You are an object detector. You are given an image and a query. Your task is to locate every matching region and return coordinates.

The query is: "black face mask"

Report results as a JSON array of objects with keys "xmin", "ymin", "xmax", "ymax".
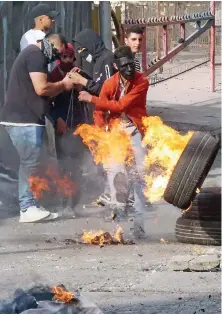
[
  {"xmin": 79, "ymin": 48, "xmax": 93, "ymax": 63},
  {"xmin": 115, "ymin": 57, "xmax": 136, "ymax": 80}
]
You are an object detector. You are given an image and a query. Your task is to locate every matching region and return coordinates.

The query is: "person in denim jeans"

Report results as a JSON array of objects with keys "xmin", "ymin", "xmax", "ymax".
[
  {"xmin": 5, "ymin": 126, "xmax": 44, "ymax": 208},
  {"xmin": 0, "ymin": 33, "xmax": 74, "ymax": 222},
  {"xmin": 72, "ymin": 46, "xmax": 149, "ymax": 238}
]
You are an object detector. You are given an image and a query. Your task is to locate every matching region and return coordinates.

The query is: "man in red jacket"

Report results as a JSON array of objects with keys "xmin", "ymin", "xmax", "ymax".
[{"xmin": 70, "ymin": 46, "xmax": 149, "ymax": 238}]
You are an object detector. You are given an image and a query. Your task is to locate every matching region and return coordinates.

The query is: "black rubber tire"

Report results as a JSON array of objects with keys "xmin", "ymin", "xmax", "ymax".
[
  {"xmin": 175, "ymin": 217, "xmax": 221, "ymax": 246},
  {"xmin": 164, "ymin": 132, "xmax": 220, "ymax": 209},
  {"xmin": 183, "ymin": 187, "xmax": 221, "ymax": 221}
]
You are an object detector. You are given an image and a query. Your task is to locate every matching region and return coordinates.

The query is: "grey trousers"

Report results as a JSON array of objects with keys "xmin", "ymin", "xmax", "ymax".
[{"xmin": 104, "ymin": 125, "xmax": 147, "ymax": 216}]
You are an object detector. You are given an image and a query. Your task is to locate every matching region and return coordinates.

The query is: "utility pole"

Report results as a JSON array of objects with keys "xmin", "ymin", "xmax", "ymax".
[
  {"xmin": 210, "ymin": 1, "xmax": 215, "ymax": 92},
  {"xmin": 99, "ymin": 1, "xmax": 112, "ymax": 50},
  {"xmin": 156, "ymin": 1, "xmax": 163, "ymax": 73}
]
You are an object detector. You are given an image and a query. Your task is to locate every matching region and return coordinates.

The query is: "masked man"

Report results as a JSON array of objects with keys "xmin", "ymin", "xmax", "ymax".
[
  {"xmin": 70, "ymin": 46, "xmax": 149, "ymax": 239},
  {"xmin": 71, "ymin": 28, "xmax": 116, "ymax": 95},
  {"xmin": 0, "ymin": 33, "xmax": 74, "ymax": 223},
  {"xmin": 49, "ymin": 43, "xmax": 85, "ymax": 213},
  {"xmin": 70, "ymin": 28, "xmax": 117, "ymax": 204},
  {"xmin": 70, "ymin": 28, "xmax": 116, "ymax": 108}
]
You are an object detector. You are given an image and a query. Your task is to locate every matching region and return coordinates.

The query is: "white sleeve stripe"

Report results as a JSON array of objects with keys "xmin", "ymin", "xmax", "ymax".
[{"xmin": 105, "ymin": 64, "xmax": 111, "ymax": 79}]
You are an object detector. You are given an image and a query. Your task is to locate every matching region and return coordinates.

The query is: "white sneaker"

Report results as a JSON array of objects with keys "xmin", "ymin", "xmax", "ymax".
[
  {"xmin": 42, "ymin": 212, "xmax": 59, "ymax": 221},
  {"xmin": 38, "ymin": 207, "xmax": 59, "ymax": 221},
  {"xmin": 20, "ymin": 206, "xmax": 50, "ymax": 223}
]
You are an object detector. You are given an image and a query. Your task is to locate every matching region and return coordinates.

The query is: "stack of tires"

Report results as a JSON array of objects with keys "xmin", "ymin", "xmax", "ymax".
[
  {"xmin": 164, "ymin": 131, "xmax": 221, "ymax": 246},
  {"xmin": 175, "ymin": 187, "xmax": 221, "ymax": 245}
]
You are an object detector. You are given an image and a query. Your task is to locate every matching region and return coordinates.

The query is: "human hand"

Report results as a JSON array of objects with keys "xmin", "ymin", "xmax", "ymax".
[
  {"xmin": 56, "ymin": 117, "xmax": 69, "ymax": 135},
  {"xmin": 78, "ymin": 91, "xmax": 92, "ymax": 103},
  {"xmin": 68, "ymin": 72, "xmax": 87, "ymax": 86},
  {"xmin": 62, "ymin": 74, "xmax": 73, "ymax": 91},
  {"xmin": 70, "ymin": 66, "xmax": 81, "ymax": 73}
]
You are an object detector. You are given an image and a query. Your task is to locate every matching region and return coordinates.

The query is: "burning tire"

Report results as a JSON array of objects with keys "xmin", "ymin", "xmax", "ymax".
[
  {"xmin": 182, "ymin": 187, "xmax": 221, "ymax": 221},
  {"xmin": 164, "ymin": 132, "xmax": 220, "ymax": 209},
  {"xmin": 175, "ymin": 217, "xmax": 221, "ymax": 246}
]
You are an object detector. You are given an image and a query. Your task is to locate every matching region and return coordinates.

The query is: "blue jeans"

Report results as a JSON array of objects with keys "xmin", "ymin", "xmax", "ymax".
[{"xmin": 5, "ymin": 126, "xmax": 45, "ymax": 211}]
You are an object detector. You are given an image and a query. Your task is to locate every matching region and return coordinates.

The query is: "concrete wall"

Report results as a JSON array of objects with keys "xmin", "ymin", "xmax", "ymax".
[{"xmin": 0, "ymin": 1, "xmax": 93, "ymax": 107}]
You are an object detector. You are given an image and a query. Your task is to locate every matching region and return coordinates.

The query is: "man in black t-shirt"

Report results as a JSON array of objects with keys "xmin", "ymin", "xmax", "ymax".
[{"xmin": 0, "ymin": 33, "xmax": 74, "ymax": 223}]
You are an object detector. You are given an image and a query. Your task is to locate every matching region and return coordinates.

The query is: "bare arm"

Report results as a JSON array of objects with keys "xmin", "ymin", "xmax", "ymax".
[{"xmin": 29, "ymin": 72, "xmax": 66, "ymax": 97}]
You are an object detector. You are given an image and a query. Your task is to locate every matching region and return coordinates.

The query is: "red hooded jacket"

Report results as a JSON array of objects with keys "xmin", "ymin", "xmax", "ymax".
[{"xmin": 92, "ymin": 72, "xmax": 149, "ymax": 135}]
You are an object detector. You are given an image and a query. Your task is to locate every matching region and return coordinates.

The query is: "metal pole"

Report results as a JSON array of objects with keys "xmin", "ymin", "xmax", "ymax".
[
  {"xmin": 156, "ymin": 1, "xmax": 162, "ymax": 73},
  {"xmin": 180, "ymin": 23, "xmax": 185, "ymax": 41},
  {"xmin": 141, "ymin": 28, "xmax": 147, "ymax": 72},
  {"xmin": 156, "ymin": 1, "xmax": 160, "ymax": 60},
  {"xmin": 210, "ymin": 1, "xmax": 215, "ymax": 92},
  {"xmin": 99, "ymin": 1, "xmax": 112, "ymax": 50},
  {"xmin": 163, "ymin": 25, "xmax": 168, "ymax": 56}
]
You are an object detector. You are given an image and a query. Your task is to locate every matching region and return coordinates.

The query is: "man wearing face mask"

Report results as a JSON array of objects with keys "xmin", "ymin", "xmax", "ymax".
[
  {"xmin": 49, "ymin": 43, "xmax": 85, "ymax": 213},
  {"xmin": 0, "ymin": 33, "xmax": 74, "ymax": 223},
  {"xmin": 69, "ymin": 28, "xmax": 116, "ymax": 205},
  {"xmin": 74, "ymin": 46, "xmax": 149, "ymax": 239},
  {"xmin": 70, "ymin": 28, "xmax": 116, "ymax": 99}
]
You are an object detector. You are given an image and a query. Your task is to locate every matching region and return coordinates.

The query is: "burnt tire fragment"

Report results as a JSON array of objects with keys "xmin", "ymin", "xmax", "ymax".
[
  {"xmin": 175, "ymin": 217, "xmax": 221, "ymax": 246},
  {"xmin": 164, "ymin": 132, "xmax": 220, "ymax": 209}
]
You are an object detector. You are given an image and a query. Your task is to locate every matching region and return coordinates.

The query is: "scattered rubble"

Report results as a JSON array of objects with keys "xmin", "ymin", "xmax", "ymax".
[
  {"xmin": 189, "ymin": 255, "xmax": 221, "ymax": 271},
  {"xmin": 169, "ymin": 254, "xmax": 221, "ymax": 272}
]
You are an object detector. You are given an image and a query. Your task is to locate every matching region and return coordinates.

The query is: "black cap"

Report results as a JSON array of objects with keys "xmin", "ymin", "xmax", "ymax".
[{"xmin": 31, "ymin": 4, "xmax": 59, "ymax": 19}]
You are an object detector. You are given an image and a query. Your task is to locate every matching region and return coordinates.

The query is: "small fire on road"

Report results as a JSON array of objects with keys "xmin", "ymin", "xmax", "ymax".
[
  {"xmin": 82, "ymin": 226, "xmax": 134, "ymax": 247},
  {"xmin": 52, "ymin": 285, "xmax": 77, "ymax": 303}
]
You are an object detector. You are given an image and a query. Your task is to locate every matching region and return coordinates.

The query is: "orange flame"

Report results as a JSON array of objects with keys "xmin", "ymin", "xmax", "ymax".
[
  {"xmin": 82, "ymin": 225, "xmax": 124, "ymax": 247},
  {"xmin": 75, "ymin": 120, "xmax": 133, "ymax": 166},
  {"xmin": 29, "ymin": 167, "xmax": 76, "ymax": 200},
  {"xmin": 52, "ymin": 286, "xmax": 76, "ymax": 303},
  {"xmin": 46, "ymin": 168, "xmax": 76, "ymax": 197},
  {"xmin": 142, "ymin": 116, "xmax": 194, "ymax": 202},
  {"xmin": 28, "ymin": 176, "xmax": 50, "ymax": 199},
  {"xmin": 75, "ymin": 116, "xmax": 194, "ymax": 203}
]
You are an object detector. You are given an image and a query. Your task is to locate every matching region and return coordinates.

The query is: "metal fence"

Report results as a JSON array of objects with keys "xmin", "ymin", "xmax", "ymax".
[
  {"xmin": 124, "ymin": 1, "xmax": 221, "ymax": 55},
  {"xmin": 0, "ymin": 1, "xmax": 92, "ymax": 107}
]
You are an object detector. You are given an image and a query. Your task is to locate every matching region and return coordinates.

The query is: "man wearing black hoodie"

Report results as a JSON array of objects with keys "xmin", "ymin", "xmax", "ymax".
[
  {"xmin": 70, "ymin": 28, "xmax": 116, "ymax": 98},
  {"xmin": 69, "ymin": 29, "xmax": 116, "ymax": 205}
]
